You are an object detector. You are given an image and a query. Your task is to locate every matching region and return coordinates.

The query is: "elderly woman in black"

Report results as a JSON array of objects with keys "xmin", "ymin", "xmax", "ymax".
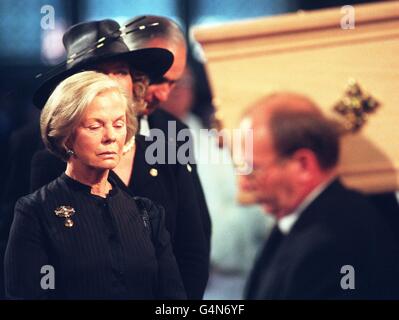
[{"xmin": 4, "ymin": 71, "xmax": 186, "ymax": 299}]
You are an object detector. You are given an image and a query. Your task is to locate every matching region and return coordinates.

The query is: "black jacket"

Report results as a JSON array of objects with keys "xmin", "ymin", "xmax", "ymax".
[
  {"xmin": 5, "ymin": 173, "xmax": 186, "ymax": 299},
  {"xmin": 245, "ymin": 179, "xmax": 399, "ymax": 300},
  {"xmin": 30, "ymin": 134, "xmax": 209, "ymax": 299},
  {"xmin": 148, "ymin": 109, "xmax": 212, "ymax": 250}
]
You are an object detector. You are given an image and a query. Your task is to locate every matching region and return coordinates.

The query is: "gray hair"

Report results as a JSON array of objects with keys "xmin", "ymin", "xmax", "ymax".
[
  {"xmin": 40, "ymin": 71, "xmax": 137, "ymax": 161},
  {"xmin": 123, "ymin": 15, "xmax": 186, "ymax": 51}
]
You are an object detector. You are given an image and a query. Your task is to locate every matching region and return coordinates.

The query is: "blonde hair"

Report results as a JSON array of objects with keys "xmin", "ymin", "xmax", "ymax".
[{"xmin": 40, "ymin": 71, "xmax": 137, "ymax": 161}]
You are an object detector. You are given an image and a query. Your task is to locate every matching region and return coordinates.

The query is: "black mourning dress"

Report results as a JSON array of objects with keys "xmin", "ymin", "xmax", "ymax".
[
  {"xmin": 4, "ymin": 173, "xmax": 186, "ymax": 299},
  {"xmin": 30, "ymin": 134, "xmax": 210, "ymax": 299}
]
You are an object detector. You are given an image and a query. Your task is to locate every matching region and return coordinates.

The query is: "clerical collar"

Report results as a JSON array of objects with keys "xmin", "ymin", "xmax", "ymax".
[
  {"xmin": 139, "ymin": 115, "xmax": 150, "ymax": 137},
  {"xmin": 278, "ymin": 176, "xmax": 336, "ymax": 235}
]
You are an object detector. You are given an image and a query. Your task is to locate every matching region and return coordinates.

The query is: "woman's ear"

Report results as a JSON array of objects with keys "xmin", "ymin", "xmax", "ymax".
[{"xmin": 65, "ymin": 134, "xmax": 75, "ymax": 151}]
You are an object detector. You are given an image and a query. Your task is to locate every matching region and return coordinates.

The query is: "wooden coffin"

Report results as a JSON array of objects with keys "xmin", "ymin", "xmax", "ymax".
[{"xmin": 194, "ymin": 1, "xmax": 399, "ymax": 194}]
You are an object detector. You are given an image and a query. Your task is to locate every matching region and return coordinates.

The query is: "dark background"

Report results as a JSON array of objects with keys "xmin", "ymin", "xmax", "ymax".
[{"xmin": 0, "ymin": 0, "xmax": 382, "ymax": 193}]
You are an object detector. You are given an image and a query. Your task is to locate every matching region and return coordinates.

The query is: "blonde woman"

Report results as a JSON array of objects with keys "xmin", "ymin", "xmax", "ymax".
[
  {"xmin": 5, "ymin": 71, "xmax": 186, "ymax": 300},
  {"xmin": 30, "ymin": 19, "xmax": 209, "ymax": 299}
]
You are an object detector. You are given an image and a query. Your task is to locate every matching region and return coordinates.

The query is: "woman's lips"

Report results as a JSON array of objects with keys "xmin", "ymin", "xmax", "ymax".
[{"xmin": 98, "ymin": 151, "xmax": 117, "ymax": 158}]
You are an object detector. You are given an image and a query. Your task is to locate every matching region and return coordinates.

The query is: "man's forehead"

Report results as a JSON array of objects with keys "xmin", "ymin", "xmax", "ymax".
[
  {"xmin": 239, "ymin": 116, "xmax": 253, "ymax": 131},
  {"xmin": 147, "ymin": 37, "xmax": 184, "ymax": 52},
  {"xmin": 145, "ymin": 37, "xmax": 186, "ymax": 76},
  {"xmin": 147, "ymin": 37, "xmax": 169, "ymax": 47},
  {"xmin": 241, "ymin": 112, "xmax": 273, "ymax": 149},
  {"xmin": 240, "ymin": 110, "xmax": 270, "ymax": 133}
]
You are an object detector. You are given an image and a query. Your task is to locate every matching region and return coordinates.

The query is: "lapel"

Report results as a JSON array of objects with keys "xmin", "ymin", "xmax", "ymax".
[
  {"xmin": 245, "ymin": 225, "xmax": 285, "ymax": 299},
  {"xmin": 147, "ymin": 109, "xmax": 168, "ymax": 133},
  {"xmin": 129, "ymin": 134, "xmax": 161, "ymax": 193},
  {"xmin": 246, "ymin": 179, "xmax": 345, "ymax": 299},
  {"xmin": 288, "ymin": 178, "xmax": 344, "ymax": 236}
]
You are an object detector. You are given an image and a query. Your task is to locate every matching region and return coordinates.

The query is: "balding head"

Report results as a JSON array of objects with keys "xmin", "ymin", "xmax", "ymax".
[
  {"xmin": 239, "ymin": 92, "xmax": 340, "ymax": 218},
  {"xmin": 244, "ymin": 92, "xmax": 340, "ymax": 170},
  {"xmin": 246, "ymin": 92, "xmax": 321, "ymax": 125},
  {"xmin": 124, "ymin": 15, "xmax": 186, "ymax": 51}
]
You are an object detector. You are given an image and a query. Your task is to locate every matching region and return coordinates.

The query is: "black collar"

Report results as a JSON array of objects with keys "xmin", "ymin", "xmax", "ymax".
[{"xmin": 60, "ymin": 172, "xmax": 118, "ymax": 198}]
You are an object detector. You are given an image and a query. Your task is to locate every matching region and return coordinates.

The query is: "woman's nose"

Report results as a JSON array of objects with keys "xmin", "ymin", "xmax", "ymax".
[{"xmin": 103, "ymin": 126, "xmax": 116, "ymax": 142}]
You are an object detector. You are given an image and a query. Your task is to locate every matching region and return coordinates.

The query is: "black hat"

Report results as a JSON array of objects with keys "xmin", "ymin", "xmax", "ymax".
[{"xmin": 33, "ymin": 19, "xmax": 173, "ymax": 109}]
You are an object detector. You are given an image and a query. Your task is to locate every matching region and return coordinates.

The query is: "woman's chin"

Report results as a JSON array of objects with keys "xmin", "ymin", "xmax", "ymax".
[
  {"xmin": 102, "ymin": 162, "xmax": 118, "ymax": 169},
  {"xmin": 91, "ymin": 159, "xmax": 119, "ymax": 170}
]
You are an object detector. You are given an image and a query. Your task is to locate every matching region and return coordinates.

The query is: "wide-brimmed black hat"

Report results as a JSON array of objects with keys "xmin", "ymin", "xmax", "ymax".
[{"xmin": 33, "ymin": 19, "xmax": 173, "ymax": 109}]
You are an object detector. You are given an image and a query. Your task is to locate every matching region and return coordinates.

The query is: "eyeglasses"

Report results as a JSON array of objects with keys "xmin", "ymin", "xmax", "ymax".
[
  {"xmin": 150, "ymin": 76, "xmax": 177, "ymax": 86},
  {"xmin": 239, "ymin": 156, "xmax": 287, "ymax": 178}
]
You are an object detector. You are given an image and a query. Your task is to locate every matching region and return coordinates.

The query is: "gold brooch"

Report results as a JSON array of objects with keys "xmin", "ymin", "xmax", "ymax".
[{"xmin": 54, "ymin": 206, "xmax": 76, "ymax": 228}]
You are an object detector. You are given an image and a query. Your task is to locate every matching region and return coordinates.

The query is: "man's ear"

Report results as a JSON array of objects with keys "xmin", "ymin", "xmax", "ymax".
[{"xmin": 291, "ymin": 148, "xmax": 319, "ymax": 181}]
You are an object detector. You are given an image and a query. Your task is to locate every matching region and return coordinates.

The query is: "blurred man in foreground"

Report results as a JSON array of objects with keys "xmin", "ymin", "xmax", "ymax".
[{"xmin": 240, "ymin": 92, "xmax": 399, "ymax": 299}]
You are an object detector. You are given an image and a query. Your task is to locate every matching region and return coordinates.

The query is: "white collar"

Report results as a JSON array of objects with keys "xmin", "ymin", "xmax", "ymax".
[
  {"xmin": 139, "ymin": 115, "xmax": 150, "ymax": 137},
  {"xmin": 278, "ymin": 177, "xmax": 336, "ymax": 235}
]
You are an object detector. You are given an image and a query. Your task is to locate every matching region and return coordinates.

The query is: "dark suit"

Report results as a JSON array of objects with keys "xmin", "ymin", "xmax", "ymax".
[
  {"xmin": 1, "ymin": 123, "xmax": 42, "ymax": 240},
  {"xmin": 0, "ymin": 122, "xmax": 43, "ymax": 299},
  {"xmin": 148, "ymin": 108, "xmax": 212, "ymax": 250},
  {"xmin": 30, "ymin": 134, "xmax": 209, "ymax": 299},
  {"xmin": 245, "ymin": 179, "xmax": 399, "ymax": 299}
]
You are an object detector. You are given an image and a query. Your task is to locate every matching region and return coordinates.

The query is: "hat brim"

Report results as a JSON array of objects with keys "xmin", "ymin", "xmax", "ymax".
[{"xmin": 33, "ymin": 47, "xmax": 173, "ymax": 109}]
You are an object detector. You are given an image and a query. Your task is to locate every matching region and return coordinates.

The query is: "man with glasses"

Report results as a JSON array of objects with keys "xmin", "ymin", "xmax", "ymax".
[
  {"xmin": 123, "ymin": 14, "xmax": 212, "ymax": 268},
  {"xmin": 240, "ymin": 92, "xmax": 399, "ymax": 299}
]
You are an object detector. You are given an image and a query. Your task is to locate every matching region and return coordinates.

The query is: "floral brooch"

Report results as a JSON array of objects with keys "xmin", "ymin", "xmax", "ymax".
[{"xmin": 54, "ymin": 206, "xmax": 76, "ymax": 228}]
